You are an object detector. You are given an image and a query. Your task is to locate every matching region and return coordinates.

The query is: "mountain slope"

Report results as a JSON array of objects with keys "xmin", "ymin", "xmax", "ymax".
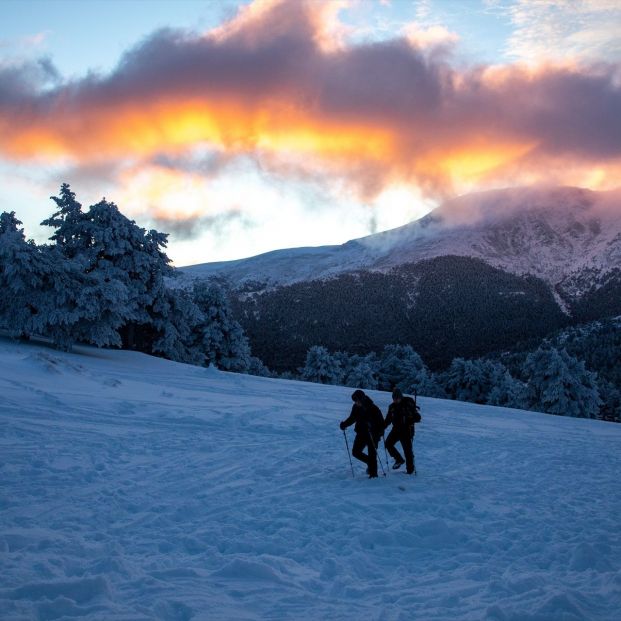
[
  {"xmin": 180, "ymin": 186, "xmax": 621, "ymax": 303},
  {"xmin": 235, "ymin": 256, "xmax": 567, "ymax": 371},
  {"xmin": 2, "ymin": 338, "xmax": 620, "ymax": 620},
  {"xmin": 178, "ymin": 186, "xmax": 621, "ymax": 370}
]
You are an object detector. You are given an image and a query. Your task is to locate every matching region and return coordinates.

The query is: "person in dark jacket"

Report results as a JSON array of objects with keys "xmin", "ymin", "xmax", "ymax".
[
  {"xmin": 384, "ymin": 388, "xmax": 416, "ymax": 474},
  {"xmin": 339, "ymin": 389, "xmax": 384, "ymax": 478}
]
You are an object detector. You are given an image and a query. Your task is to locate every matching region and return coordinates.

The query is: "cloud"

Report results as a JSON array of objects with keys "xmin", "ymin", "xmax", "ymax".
[
  {"xmin": 0, "ymin": 31, "xmax": 50, "ymax": 53},
  {"xmin": 0, "ymin": 0, "xmax": 619, "ymax": 203},
  {"xmin": 0, "ymin": 56, "xmax": 60, "ymax": 99},
  {"xmin": 403, "ymin": 23, "xmax": 459, "ymax": 52},
  {"xmin": 150, "ymin": 209, "xmax": 249, "ymax": 241},
  {"xmin": 505, "ymin": 0, "xmax": 621, "ymax": 64},
  {"xmin": 22, "ymin": 32, "xmax": 50, "ymax": 48}
]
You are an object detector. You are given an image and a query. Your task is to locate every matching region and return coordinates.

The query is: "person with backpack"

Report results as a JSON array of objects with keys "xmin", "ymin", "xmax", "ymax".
[
  {"xmin": 384, "ymin": 388, "xmax": 419, "ymax": 475},
  {"xmin": 339, "ymin": 389, "xmax": 384, "ymax": 478}
]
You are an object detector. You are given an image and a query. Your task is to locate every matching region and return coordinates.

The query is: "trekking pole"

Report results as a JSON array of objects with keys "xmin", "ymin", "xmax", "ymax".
[
  {"xmin": 413, "ymin": 390, "xmax": 418, "ymax": 476},
  {"xmin": 376, "ymin": 438, "xmax": 386, "ymax": 477},
  {"xmin": 342, "ymin": 430, "xmax": 355, "ymax": 478},
  {"xmin": 381, "ymin": 431, "xmax": 390, "ymax": 474},
  {"xmin": 370, "ymin": 430, "xmax": 386, "ymax": 478}
]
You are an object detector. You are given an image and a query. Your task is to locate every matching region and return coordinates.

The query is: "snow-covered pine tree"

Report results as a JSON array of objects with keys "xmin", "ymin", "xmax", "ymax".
[
  {"xmin": 333, "ymin": 351, "xmax": 354, "ymax": 377},
  {"xmin": 246, "ymin": 356, "xmax": 273, "ymax": 378},
  {"xmin": 192, "ymin": 281, "xmax": 252, "ymax": 371},
  {"xmin": 596, "ymin": 378, "xmax": 620, "ymax": 422},
  {"xmin": 0, "ymin": 212, "xmax": 39, "ymax": 337},
  {"xmin": 522, "ymin": 346, "xmax": 601, "ymax": 418},
  {"xmin": 487, "ymin": 370, "xmax": 528, "ymax": 409},
  {"xmin": 32, "ymin": 247, "xmax": 128, "ymax": 351},
  {"xmin": 78, "ymin": 197, "xmax": 174, "ymax": 348},
  {"xmin": 41, "ymin": 184, "xmax": 89, "ymax": 259},
  {"xmin": 0, "ymin": 211, "xmax": 21, "ymax": 236},
  {"xmin": 0, "ymin": 212, "xmax": 127, "ymax": 349},
  {"xmin": 150, "ymin": 287, "xmax": 204, "ymax": 365},
  {"xmin": 343, "ymin": 354, "xmax": 378, "ymax": 389},
  {"xmin": 68, "ymin": 270, "xmax": 128, "ymax": 348},
  {"xmin": 441, "ymin": 358, "xmax": 477, "ymax": 401},
  {"xmin": 301, "ymin": 345, "xmax": 343, "ymax": 384},
  {"xmin": 442, "ymin": 358, "xmax": 506, "ymax": 404},
  {"xmin": 406, "ymin": 368, "xmax": 446, "ymax": 399},
  {"xmin": 377, "ymin": 344, "xmax": 432, "ymax": 393},
  {"xmin": 42, "ymin": 189, "xmax": 175, "ymax": 351}
]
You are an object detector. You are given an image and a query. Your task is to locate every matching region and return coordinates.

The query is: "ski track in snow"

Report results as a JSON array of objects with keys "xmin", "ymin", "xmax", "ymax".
[{"xmin": 1, "ymin": 339, "xmax": 620, "ymax": 620}]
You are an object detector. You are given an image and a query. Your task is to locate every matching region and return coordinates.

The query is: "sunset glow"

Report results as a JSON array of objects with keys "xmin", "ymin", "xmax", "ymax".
[{"xmin": 1, "ymin": 0, "xmax": 620, "ymax": 264}]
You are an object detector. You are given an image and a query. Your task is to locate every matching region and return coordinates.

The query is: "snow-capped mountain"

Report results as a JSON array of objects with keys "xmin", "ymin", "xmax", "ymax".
[
  {"xmin": 179, "ymin": 186, "xmax": 621, "ymax": 301},
  {"xmin": 177, "ymin": 186, "xmax": 621, "ymax": 371}
]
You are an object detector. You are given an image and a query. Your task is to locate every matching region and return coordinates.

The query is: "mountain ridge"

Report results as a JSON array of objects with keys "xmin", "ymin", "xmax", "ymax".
[
  {"xmin": 179, "ymin": 185, "xmax": 621, "ymax": 303},
  {"xmin": 178, "ymin": 185, "xmax": 621, "ymax": 370}
]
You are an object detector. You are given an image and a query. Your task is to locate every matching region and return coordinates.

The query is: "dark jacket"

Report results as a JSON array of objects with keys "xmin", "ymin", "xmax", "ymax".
[
  {"xmin": 385, "ymin": 396, "xmax": 419, "ymax": 433},
  {"xmin": 341, "ymin": 395, "xmax": 384, "ymax": 442}
]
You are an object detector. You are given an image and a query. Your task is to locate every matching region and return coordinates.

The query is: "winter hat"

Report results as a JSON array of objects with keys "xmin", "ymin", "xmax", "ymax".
[
  {"xmin": 392, "ymin": 388, "xmax": 403, "ymax": 400},
  {"xmin": 351, "ymin": 390, "xmax": 365, "ymax": 402}
]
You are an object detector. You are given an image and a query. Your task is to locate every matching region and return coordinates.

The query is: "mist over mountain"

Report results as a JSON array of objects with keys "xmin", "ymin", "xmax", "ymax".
[
  {"xmin": 181, "ymin": 186, "xmax": 621, "ymax": 298},
  {"xmin": 178, "ymin": 186, "xmax": 621, "ymax": 371}
]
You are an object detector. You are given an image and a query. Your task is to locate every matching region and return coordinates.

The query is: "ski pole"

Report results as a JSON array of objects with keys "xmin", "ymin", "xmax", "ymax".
[{"xmin": 343, "ymin": 430, "xmax": 355, "ymax": 478}]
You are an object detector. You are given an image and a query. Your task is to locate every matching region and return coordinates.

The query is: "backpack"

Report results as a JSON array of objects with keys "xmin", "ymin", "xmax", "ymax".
[
  {"xmin": 369, "ymin": 402, "xmax": 385, "ymax": 442},
  {"xmin": 404, "ymin": 396, "xmax": 422, "ymax": 425}
]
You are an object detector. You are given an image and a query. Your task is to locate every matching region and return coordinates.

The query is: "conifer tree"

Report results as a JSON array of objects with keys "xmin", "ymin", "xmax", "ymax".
[
  {"xmin": 442, "ymin": 358, "xmax": 506, "ymax": 404},
  {"xmin": 595, "ymin": 378, "xmax": 620, "ymax": 422},
  {"xmin": 377, "ymin": 345, "xmax": 425, "ymax": 391},
  {"xmin": 487, "ymin": 370, "xmax": 527, "ymax": 409},
  {"xmin": 41, "ymin": 184, "xmax": 89, "ymax": 259},
  {"xmin": 42, "ymin": 187, "xmax": 174, "ymax": 350},
  {"xmin": 79, "ymin": 197, "xmax": 174, "ymax": 348},
  {"xmin": 301, "ymin": 345, "xmax": 343, "ymax": 384},
  {"xmin": 0, "ymin": 212, "xmax": 38, "ymax": 337},
  {"xmin": 523, "ymin": 346, "xmax": 601, "ymax": 418},
  {"xmin": 247, "ymin": 356, "xmax": 273, "ymax": 378},
  {"xmin": 344, "ymin": 354, "xmax": 378, "ymax": 389},
  {"xmin": 150, "ymin": 287, "xmax": 204, "ymax": 364},
  {"xmin": 192, "ymin": 282, "xmax": 251, "ymax": 371},
  {"xmin": 0, "ymin": 211, "xmax": 126, "ymax": 349},
  {"xmin": 407, "ymin": 368, "xmax": 446, "ymax": 399},
  {"xmin": 33, "ymin": 247, "xmax": 127, "ymax": 351}
]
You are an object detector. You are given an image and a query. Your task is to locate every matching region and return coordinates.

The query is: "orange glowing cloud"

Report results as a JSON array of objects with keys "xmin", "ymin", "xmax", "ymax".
[{"xmin": 0, "ymin": 0, "xmax": 620, "ymax": 200}]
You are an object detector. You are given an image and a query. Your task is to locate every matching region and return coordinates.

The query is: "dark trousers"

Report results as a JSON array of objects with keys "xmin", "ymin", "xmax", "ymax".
[
  {"xmin": 352, "ymin": 431, "xmax": 378, "ymax": 477},
  {"xmin": 385, "ymin": 426, "xmax": 414, "ymax": 474}
]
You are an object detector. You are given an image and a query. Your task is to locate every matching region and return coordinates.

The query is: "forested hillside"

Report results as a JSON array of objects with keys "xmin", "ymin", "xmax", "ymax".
[{"xmin": 232, "ymin": 256, "xmax": 567, "ymax": 372}]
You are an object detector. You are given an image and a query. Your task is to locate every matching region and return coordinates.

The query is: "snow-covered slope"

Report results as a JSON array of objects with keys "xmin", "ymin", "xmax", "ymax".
[
  {"xmin": 179, "ymin": 186, "xmax": 621, "ymax": 296},
  {"xmin": 2, "ymin": 338, "xmax": 620, "ymax": 620},
  {"xmin": 181, "ymin": 242, "xmax": 371, "ymax": 289}
]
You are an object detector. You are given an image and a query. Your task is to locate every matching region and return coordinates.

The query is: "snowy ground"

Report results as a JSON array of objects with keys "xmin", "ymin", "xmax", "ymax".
[{"xmin": 1, "ymin": 338, "xmax": 620, "ymax": 621}]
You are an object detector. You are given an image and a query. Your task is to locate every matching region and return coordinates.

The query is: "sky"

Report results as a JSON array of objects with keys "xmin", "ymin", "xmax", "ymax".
[{"xmin": 1, "ymin": 0, "xmax": 620, "ymax": 267}]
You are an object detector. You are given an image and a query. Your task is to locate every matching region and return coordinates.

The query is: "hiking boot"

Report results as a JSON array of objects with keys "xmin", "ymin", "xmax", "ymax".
[
  {"xmin": 392, "ymin": 459, "xmax": 405, "ymax": 470},
  {"xmin": 368, "ymin": 473, "xmax": 378, "ymax": 478}
]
